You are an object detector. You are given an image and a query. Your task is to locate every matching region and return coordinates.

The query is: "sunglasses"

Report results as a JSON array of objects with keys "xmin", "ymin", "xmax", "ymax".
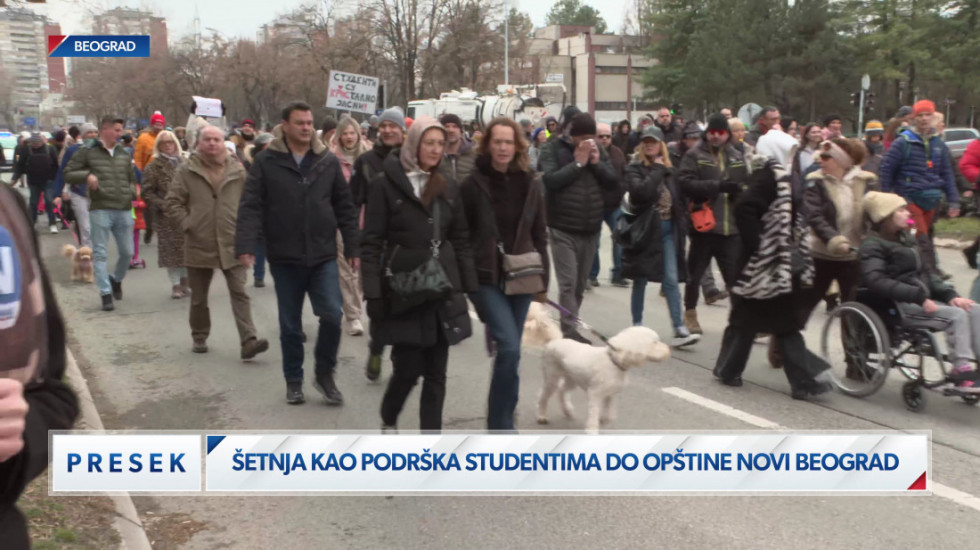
[{"xmin": 707, "ymin": 129, "xmax": 728, "ymax": 137}]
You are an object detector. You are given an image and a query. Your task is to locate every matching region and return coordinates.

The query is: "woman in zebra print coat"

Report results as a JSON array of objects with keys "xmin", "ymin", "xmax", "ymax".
[{"xmin": 712, "ymin": 155, "xmax": 833, "ymax": 401}]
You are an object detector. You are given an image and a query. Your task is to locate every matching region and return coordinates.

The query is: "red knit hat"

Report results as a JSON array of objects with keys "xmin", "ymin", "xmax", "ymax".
[
  {"xmin": 150, "ymin": 111, "xmax": 165, "ymax": 126},
  {"xmin": 913, "ymin": 100, "xmax": 935, "ymax": 116}
]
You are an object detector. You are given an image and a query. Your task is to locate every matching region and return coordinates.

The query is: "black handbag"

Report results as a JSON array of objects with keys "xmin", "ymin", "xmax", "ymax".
[
  {"xmin": 385, "ymin": 200, "xmax": 453, "ymax": 314},
  {"xmin": 613, "ymin": 205, "xmax": 655, "ymax": 249}
]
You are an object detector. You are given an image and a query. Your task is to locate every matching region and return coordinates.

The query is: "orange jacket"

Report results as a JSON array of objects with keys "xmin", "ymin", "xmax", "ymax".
[{"xmin": 133, "ymin": 130, "xmax": 158, "ymax": 171}]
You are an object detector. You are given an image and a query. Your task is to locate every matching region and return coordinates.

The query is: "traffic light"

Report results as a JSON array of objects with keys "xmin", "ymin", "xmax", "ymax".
[
  {"xmin": 863, "ymin": 92, "xmax": 876, "ymax": 115},
  {"xmin": 670, "ymin": 103, "xmax": 682, "ymax": 115},
  {"xmin": 850, "ymin": 92, "xmax": 861, "ymax": 107}
]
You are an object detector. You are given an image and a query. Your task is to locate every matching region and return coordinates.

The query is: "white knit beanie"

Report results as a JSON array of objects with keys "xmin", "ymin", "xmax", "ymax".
[{"xmin": 863, "ymin": 191, "xmax": 907, "ymax": 224}]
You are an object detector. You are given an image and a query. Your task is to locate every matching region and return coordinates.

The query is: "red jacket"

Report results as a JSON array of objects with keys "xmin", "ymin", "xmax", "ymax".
[{"xmin": 960, "ymin": 139, "xmax": 980, "ymax": 185}]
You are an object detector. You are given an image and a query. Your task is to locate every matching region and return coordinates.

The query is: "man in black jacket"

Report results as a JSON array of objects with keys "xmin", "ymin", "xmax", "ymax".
[
  {"xmin": 348, "ymin": 106, "xmax": 405, "ymax": 381},
  {"xmin": 349, "ymin": 107, "xmax": 405, "ymax": 209},
  {"xmin": 677, "ymin": 114, "xmax": 749, "ymax": 334},
  {"xmin": 0, "ymin": 184, "xmax": 78, "ymax": 549},
  {"xmin": 589, "ymin": 122, "xmax": 627, "ymax": 287},
  {"xmin": 539, "ymin": 112, "xmax": 619, "ymax": 341},
  {"xmin": 11, "ymin": 133, "xmax": 60, "ymax": 233},
  {"xmin": 236, "ymin": 101, "xmax": 360, "ymax": 406}
]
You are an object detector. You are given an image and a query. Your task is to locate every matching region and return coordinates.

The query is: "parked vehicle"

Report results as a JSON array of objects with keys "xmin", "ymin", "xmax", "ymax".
[
  {"xmin": 0, "ymin": 133, "xmax": 16, "ymax": 172},
  {"xmin": 943, "ymin": 127, "xmax": 979, "ymax": 159}
]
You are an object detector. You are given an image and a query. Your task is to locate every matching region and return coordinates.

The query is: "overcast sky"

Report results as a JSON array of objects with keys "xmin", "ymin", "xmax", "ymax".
[{"xmin": 33, "ymin": 0, "xmax": 628, "ymax": 41}]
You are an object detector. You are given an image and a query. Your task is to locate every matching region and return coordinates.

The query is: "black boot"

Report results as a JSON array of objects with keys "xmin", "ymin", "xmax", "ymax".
[{"xmin": 313, "ymin": 372, "xmax": 344, "ymax": 405}]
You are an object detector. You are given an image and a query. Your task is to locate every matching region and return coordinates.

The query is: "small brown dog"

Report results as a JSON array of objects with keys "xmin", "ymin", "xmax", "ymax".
[{"xmin": 62, "ymin": 244, "xmax": 94, "ymax": 283}]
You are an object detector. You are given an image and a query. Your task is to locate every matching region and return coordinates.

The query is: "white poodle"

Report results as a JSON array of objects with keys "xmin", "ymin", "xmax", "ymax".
[{"xmin": 524, "ymin": 303, "xmax": 670, "ymax": 433}]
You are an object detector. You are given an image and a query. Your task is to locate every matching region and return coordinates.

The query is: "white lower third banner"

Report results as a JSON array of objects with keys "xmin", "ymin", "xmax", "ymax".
[{"xmin": 202, "ymin": 433, "xmax": 930, "ymax": 494}]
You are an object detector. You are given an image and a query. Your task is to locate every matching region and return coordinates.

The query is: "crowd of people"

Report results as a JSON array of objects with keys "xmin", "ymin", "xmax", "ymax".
[{"xmin": 6, "ymin": 96, "xmax": 980, "ymax": 436}]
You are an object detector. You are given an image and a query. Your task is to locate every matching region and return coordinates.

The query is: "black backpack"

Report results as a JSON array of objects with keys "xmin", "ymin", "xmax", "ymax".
[{"xmin": 25, "ymin": 144, "xmax": 55, "ymax": 183}]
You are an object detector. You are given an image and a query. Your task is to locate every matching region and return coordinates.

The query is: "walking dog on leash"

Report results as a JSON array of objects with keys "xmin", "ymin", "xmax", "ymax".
[
  {"xmin": 61, "ymin": 244, "xmax": 94, "ymax": 283},
  {"xmin": 523, "ymin": 302, "xmax": 670, "ymax": 433}
]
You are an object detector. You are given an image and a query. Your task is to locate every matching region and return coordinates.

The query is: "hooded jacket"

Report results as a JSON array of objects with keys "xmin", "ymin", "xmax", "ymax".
[
  {"xmin": 677, "ymin": 138, "xmax": 749, "ymax": 236},
  {"xmin": 880, "ymin": 128, "xmax": 958, "ymax": 209},
  {"xmin": 235, "ymin": 126, "xmax": 359, "ymax": 266},
  {"xmin": 133, "ymin": 129, "xmax": 159, "ymax": 171},
  {"xmin": 361, "ymin": 117, "xmax": 477, "ymax": 347},
  {"xmin": 538, "ymin": 135, "xmax": 619, "ymax": 235},
  {"xmin": 0, "ymin": 185, "xmax": 78, "ymax": 549}
]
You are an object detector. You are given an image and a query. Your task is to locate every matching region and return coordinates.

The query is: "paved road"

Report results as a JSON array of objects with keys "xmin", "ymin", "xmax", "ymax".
[{"xmin": 37, "ymin": 215, "xmax": 980, "ymax": 549}]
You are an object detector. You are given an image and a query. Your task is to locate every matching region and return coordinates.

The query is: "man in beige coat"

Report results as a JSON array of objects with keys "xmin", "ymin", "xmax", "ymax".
[{"xmin": 165, "ymin": 125, "xmax": 269, "ymax": 358}]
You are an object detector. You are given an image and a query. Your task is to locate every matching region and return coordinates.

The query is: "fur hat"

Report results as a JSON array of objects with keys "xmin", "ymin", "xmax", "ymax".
[
  {"xmin": 706, "ymin": 113, "xmax": 729, "ymax": 134},
  {"xmin": 568, "ymin": 112, "xmax": 597, "ymax": 137},
  {"xmin": 863, "ymin": 191, "xmax": 907, "ymax": 224},
  {"xmin": 378, "ymin": 107, "xmax": 406, "ymax": 131}
]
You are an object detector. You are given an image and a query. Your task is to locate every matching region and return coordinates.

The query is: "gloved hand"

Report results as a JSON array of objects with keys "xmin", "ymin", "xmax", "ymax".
[
  {"xmin": 367, "ymin": 299, "xmax": 387, "ymax": 321},
  {"xmin": 719, "ymin": 180, "xmax": 740, "ymax": 194}
]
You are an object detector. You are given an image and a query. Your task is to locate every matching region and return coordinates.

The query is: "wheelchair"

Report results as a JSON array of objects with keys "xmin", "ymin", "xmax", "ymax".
[{"xmin": 820, "ymin": 290, "xmax": 980, "ymax": 411}]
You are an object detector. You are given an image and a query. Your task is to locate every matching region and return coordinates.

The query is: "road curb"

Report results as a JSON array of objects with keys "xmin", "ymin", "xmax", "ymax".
[{"xmin": 64, "ymin": 347, "xmax": 153, "ymax": 550}]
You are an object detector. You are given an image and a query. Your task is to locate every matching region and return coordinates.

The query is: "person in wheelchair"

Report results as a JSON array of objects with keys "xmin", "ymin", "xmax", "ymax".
[{"xmin": 860, "ymin": 191, "xmax": 980, "ymax": 391}]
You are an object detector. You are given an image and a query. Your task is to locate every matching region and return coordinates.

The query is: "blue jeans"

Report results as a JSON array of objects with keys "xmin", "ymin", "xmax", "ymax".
[
  {"xmin": 631, "ymin": 220, "xmax": 683, "ymax": 329},
  {"xmin": 89, "ymin": 209, "xmax": 134, "ymax": 296},
  {"xmin": 254, "ymin": 240, "xmax": 266, "ymax": 282},
  {"xmin": 470, "ymin": 285, "xmax": 533, "ymax": 431},
  {"xmin": 270, "ymin": 261, "xmax": 343, "ymax": 382},
  {"xmin": 590, "ymin": 208, "xmax": 623, "ymax": 280},
  {"xmin": 28, "ymin": 182, "xmax": 56, "ymax": 225}
]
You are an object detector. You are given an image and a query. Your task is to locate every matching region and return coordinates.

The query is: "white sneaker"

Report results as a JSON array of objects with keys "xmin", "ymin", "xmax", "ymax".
[
  {"xmin": 49, "ymin": 224, "xmax": 58, "ymax": 234},
  {"xmin": 348, "ymin": 319, "xmax": 364, "ymax": 336},
  {"xmin": 672, "ymin": 332, "xmax": 701, "ymax": 348}
]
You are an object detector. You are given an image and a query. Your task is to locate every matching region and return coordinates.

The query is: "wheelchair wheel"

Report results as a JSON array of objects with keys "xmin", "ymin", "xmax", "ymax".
[
  {"xmin": 821, "ymin": 302, "xmax": 891, "ymax": 397},
  {"xmin": 896, "ymin": 339, "xmax": 950, "ymax": 385},
  {"xmin": 902, "ymin": 381, "xmax": 925, "ymax": 412}
]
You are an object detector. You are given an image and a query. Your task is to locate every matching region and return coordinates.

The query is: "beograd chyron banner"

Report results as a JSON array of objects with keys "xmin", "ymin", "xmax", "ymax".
[{"xmin": 49, "ymin": 432, "xmax": 930, "ymax": 495}]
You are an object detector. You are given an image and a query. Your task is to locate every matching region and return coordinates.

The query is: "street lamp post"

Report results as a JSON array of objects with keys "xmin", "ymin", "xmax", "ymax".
[{"xmin": 504, "ymin": 0, "xmax": 510, "ymax": 86}]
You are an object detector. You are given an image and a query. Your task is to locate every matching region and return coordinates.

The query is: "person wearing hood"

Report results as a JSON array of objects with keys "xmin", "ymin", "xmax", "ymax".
[
  {"xmin": 539, "ymin": 112, "xmax": 619, "ymax": 342},
  {"xmin": 330, "ymin": 115, "xmax": 372, "ymax": 337},
  {"xmin": 438, "ymin": 113, "xmax": 476, "ymax": 184},
  {"xmin": 349, "ymin": 106, "xmax": 406, "ymax": 382},
  {"xmin": 361, "ymin": 116, "xmax": 477, "ymax": 433},
  {"xmin": 165, "ymin": 124, "xmax": 270, "ymax": 363},
  {"xmin": 0, "ymin": 183, "xmax": 78, "ymax": 549},
  {"xmin": 543, "ymin": 116, "xmax": 558, "ymax": 141},
  {"xmin": 623, "ymin": 126, "xmax": 700, "ymax": 348},
  {"xmin": 461, "ymin": 117, "xmax": 549, "ymax": 431},
  {"xmin": 236, "ymin": 102, "xmax": 359, "ymax": 406},
  {"xmin": 141, "ymin": 130, "xmax": 189, "ymax": 299},
  {"xmin": 713, "ymin": 153, "xmax": 833, "ymax": 400},
  {"xmin": 677, "ymin": 113, "xmax": 749, "ymax": 335},
  {"xmin": 613, "ymin": 119, "xmax": 638, "ymax": 156}
]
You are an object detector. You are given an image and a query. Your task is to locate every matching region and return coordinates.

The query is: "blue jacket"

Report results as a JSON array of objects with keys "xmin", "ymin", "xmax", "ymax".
[{"xmin": 880, "ymin": 128, "xmax": 958, "ymax": 208}]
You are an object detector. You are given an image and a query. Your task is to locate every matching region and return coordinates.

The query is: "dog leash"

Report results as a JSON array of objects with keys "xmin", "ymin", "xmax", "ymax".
[{"xmin": 545, "ymin": 299, "xmax": 614, "ymax": 345}]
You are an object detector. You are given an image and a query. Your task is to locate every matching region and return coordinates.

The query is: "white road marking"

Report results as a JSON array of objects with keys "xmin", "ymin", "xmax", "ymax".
[
  {"xmin": 662, "ymin": 386, "xmax": 782, "ymax": 429},
  {"xmin": 661, "ymin": 386, "xmax": 980, "ymax": 513}
]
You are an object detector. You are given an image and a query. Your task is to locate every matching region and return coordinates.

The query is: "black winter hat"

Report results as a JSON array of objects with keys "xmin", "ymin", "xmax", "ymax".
[
  {"xmin": 822, "ymin": 113, "xmax": 842, "ymax": 126},
  {"xmin": 439, "ymin": 113, "xmax": 462, "ymax": 128},
  {"xmin": 569, "ymin": 112, "xmax": 597, "ymax": 137},
  {"xmin": 560, "ymin": 105, "xmax": 582, "ymax": 126},
  {"xmin": 706, "ymin": 114, "xmax": 729, "ymax": 134}
]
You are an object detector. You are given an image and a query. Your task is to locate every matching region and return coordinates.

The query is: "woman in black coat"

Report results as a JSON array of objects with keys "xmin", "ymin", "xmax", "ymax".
[
  {"xmin": 713, "ymin": 156, "xmax": 833, "ymax": 400},
  {"xmin": 622, "ymin": 126, "xmax": 698, "ymax": 348},
  {"xmin": 361, "ymin": 116, "xmax": 478, "ymax": 433}
]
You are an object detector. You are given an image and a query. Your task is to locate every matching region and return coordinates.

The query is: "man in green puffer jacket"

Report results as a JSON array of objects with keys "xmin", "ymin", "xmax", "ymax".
[{"xmin": 63, "ymin": 116, "xmax": 137, "ymax": 311}]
